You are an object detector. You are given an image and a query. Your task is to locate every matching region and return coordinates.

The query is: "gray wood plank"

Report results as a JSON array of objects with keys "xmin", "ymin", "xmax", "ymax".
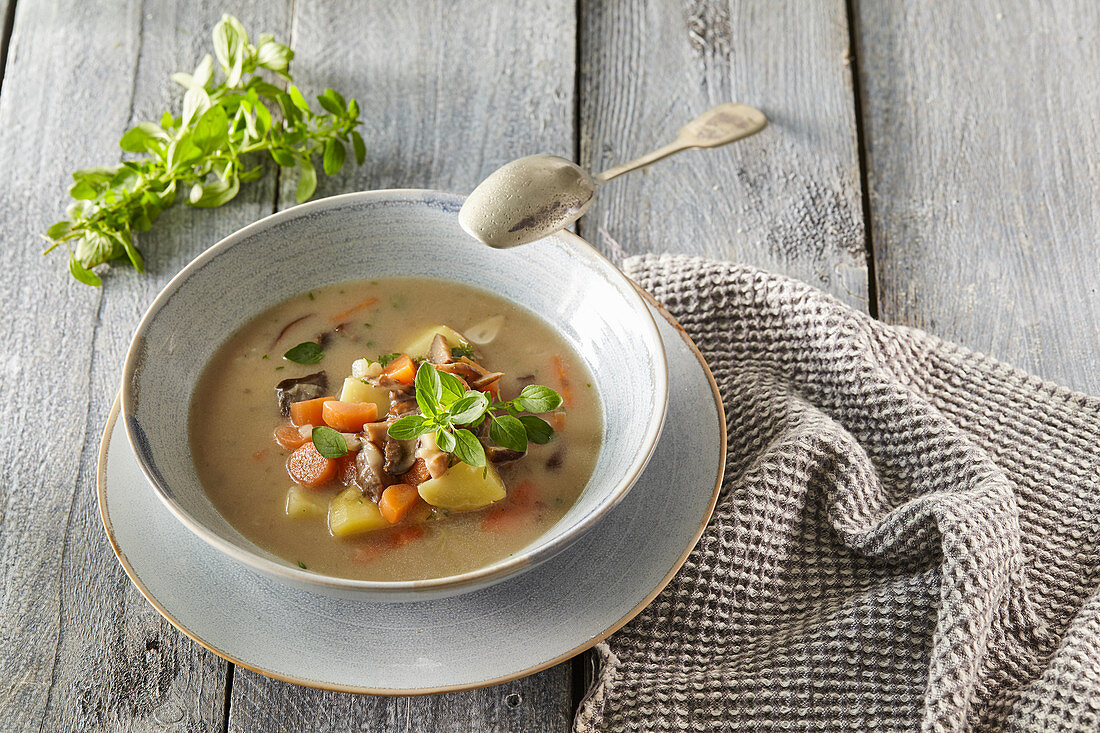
[
  {"xmin": 854, "ymin": 0, "xmax": 1100, "ymax": 394},
  {"xmin": 0, "ymin": 1, "xmax": 291, "ymax": 730},
  {"xmin": 230, "ymin": 1, "xmax": 577, "ymax": 730},
  {"xmin": 579, "ymin": 0, "xmax": 868, "ymax": 308}
]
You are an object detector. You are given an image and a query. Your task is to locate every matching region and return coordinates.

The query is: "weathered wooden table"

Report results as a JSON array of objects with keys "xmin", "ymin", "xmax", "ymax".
[{"xmin": 3, "ymin": 1, "xmax": 1096, "ymax": 730}]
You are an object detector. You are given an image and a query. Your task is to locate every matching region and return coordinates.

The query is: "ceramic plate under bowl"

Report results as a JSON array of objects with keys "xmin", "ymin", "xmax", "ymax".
[{"xmin": 99, "ymin": 296, "xmax": 723, "ymax": 693}]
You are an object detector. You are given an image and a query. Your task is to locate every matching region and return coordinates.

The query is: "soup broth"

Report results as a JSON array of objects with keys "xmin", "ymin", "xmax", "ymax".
[{"xmin": 189, "ymin": 278, "xmax": 601, "ymax": 581}]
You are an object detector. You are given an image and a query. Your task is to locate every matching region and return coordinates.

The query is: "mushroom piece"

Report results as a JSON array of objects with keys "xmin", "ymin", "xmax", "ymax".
[
  {"xmin": 416, "ymin": 432, "xmax": 451, "ymax": 479},
  {"xmin": 355, "ymin": 441, "xmax": 386, "ymax": 502},
  {"xmin": 362, "ymin": 421, "xmax": 390, "ymax": 446},
  {"xmin": 382, "ymin": 397, "xmax": 418, "ymax": 475},
  {"xmin": 482, "ymin": 441, "xmax": 526, "ymax": 464},
  {"xmin": 464, "ymin": 315, "xmax": 505, "ymax": 345},
  {"xmin": 427, "ymin": 333, "xmax": 453, "ymax": 365},
  {"xmin": 274, "ymin": 371, "xmax": 328, "ymax": 417},
  {"xmin": 384, "ymin": 436, "xmax": 417, "ymax": 475},
  {"xmin": 471, "ymin": 372, "xmax": 505, "ymax": 390}
]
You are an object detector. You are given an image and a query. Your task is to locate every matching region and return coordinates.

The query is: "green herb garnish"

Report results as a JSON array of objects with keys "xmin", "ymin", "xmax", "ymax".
[
  {"xmin": 450, "ymin": 343, "xmax": 475, "ymax": 360},
  {"xmin": 387, "ymin": 363, "xmax": 563, "ymax": 468},
  {"xmin": 297, "ymin": 561, "xmax": 307, "ymax": 569},
  {"xmin": 376, "ymin": 352, "xmax": 401, "ymax": 368},
  {"xmin": 311, "ymin": 426, "xmax": 348, "ymax": 459},
  {"xmin": 44, "ymin": 14, "xmax": 366, "ymax": 286},
  {"xmin": 283, "ymin": 341, "xmax": 323, "ymax": 364}
]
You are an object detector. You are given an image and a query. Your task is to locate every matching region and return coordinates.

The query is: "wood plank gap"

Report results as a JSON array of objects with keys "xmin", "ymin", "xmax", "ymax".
[
  {"xmin": 221, "ymin": 664, "xmax": 235, "ymax": 733},
  {"xmin": 0, "ymin": 0, "xmax": 18, "ymax": 96},
  {"xmin": 269, "ymin": 0, "xmax": 299, "ymax": 215},
  {"xmin": 571, "ymin": 0, "xmax": 582, "ymax": 164},
  {"xmin": 844, "ymin": 0, "xmax": 878, "ymax": 319}
]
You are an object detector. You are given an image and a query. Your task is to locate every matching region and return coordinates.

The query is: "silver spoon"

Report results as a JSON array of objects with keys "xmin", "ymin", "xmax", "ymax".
[{"xmin": 459, "ymin": 103, "xmax": 768, "ymax": 248}]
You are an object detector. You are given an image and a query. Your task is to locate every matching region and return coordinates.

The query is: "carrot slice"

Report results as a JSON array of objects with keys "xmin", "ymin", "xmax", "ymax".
[
  {"xmin": 289, "ymin": 396, "xmax": 335, "ymax": 427},
  {"xmin": 322, "ymin": 400, "xmax": 379, "ymax": 432},
  {"xmin": 286, "ymin": 443, "xmax": 337, "ymax": 487},
  {"xmin": 551, "ymin": 355, "xmax": 573, "ymax": 407},
  {"xmin": 378, "ymin": 484, "xmax": 421, "ymax": 524},
  {"xmin": 274, "ymin": 425, "xmax": 308, "ymax": 450},
  {"xmin": 400, "ymin": 458, "xmax": 432, "ymax": 487},
  {"xmin": 336, "ymin": 452, "xmax": 360, "ymax": 486},
  {"xmin": 481, "ymin": 480, "xmax": 539, "ymax": 532},
  {"xmin": 382, "ymin": 354, "xmax": 416, "ymax": 386},
  {"xmin": 389, "ymin": 524, "xmax": 424, "ymax": 546},
  {"xmin": 329, "ymin": 296, "xmax": 378, "ymax": 322}
]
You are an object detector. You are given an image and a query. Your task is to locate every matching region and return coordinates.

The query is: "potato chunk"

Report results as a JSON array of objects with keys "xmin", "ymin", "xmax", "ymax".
[
  {"xmin": 338, "ymin": 377, "xmax": 390, "ymax": 413},
  {"xmin": 417, "ymin": 461, "xmax": 506, "ymax": 511},
  {"xmin": 403, "ymin": 325, "xmax": 469, "ymax": 359},
  {"xmin": 328, "ymin": 487, "xmax": 389, "ymax": 537},
  {"xmin": 285, "ymin": 486, "xmax": 328, "ymax": 518}
]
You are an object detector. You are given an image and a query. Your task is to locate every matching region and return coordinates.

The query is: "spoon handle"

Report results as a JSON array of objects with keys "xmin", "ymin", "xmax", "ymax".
[{"xmin": 595, "ymin": 103, "xmax": 767, "ymax": 184}]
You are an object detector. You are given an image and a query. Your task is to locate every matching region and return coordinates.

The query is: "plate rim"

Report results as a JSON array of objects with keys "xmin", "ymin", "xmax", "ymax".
[{"xmin": 97, "ymin": 287, "xmax": 725, "ymax": 696}]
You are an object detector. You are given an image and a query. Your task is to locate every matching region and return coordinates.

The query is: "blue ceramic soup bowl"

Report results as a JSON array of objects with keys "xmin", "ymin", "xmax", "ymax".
[{"xmin": 122, "ymin": 189, "xmax": 668, "ymax": 600}]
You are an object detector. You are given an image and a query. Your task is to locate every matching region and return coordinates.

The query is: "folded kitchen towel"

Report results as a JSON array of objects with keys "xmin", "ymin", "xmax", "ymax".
[{"xmin": 574, "ymin": 255, "xmax": 1100, "ymax": 733}]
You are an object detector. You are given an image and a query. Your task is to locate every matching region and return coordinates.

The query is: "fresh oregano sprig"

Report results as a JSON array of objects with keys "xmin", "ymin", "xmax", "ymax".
[
  {"xmin": 43, "ymin": 14, "xmax": 366, "ymax": 286},
  {"xmin": 388, "ymin": 363, "xmax": 562, "ymax": 468}
]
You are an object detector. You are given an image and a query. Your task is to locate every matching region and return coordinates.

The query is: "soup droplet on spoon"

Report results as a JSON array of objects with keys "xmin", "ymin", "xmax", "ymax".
[{"xmin": 459, "ymin": 103, "xmax": 767, "ymax": 248}]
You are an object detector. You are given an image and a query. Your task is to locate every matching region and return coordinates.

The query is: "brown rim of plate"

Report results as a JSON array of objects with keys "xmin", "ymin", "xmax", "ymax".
[{"xmin": 96, "ymin": 287, "xmax": 726, "ymax": 696}]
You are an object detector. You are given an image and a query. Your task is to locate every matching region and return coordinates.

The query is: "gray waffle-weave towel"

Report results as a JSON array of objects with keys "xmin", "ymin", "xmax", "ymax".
[{"xmin": 575, "ymin": 255, "xmax": 1100, "ymax": 733}]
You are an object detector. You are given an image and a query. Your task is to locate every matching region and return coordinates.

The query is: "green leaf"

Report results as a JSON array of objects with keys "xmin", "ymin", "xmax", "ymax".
[
  {"xmin": 256, "ymin": 40, "xmax": 292, "ymax": 72},
  {"xmin": 437, "ymin": 370, "xmax": 466, "ymax": 406},
  {"xmin": 288, "ymin": 85, "xmax": 310, "ymax": 113},
  {"xmin": 192, "ymin": 54, "xmax": 215, "ymax": 88},
  {"xmin": 120, "ymin": 122, "xmax": 167, "ymax": 153},
  {"xmin": 311, "ymin": 426, "xmax": 348, "ymax": 459},
  {"xmin": 190, "ymin": 105, "xmax": 230, "ymax": 154},
  {"xmin": 75, "ymin": 231, "xmax": 121, "ymax": 267},
  {"xmin": 270, "ymin": 147, "xmax": 295, "ymax": 167},
  {"xmin": 388, "ymin": 415, "xmax": 430, "ymax": 440},
  {"xmin": 515, "ymin": 385, "xmax": 563, "ymax": 413},
  {"xmin": 351, "ymin": 130, "xmax": 366, "ymax": 165},
  {"xmin": 254, "ymin": 101, "xmax": 272, "ymax": 134},
  {"xmin": 189, "ymin": 173, "xmax": 239, "ymax": 207},
  {"xmin": 69, "ymin": 179, "xmax": 98, "ymax": 200},
  {"xmin": 431, "ymin": 429, "xmax": 453, "ymax": 451},
  {"xmin": 519, "ymin": 414, "xmax": 554, "ymax": 444},
  {"xmin": 489, "ymin": 415, "xmax": 528, "ymax": 453},
  {"xmin": 46, "ymin": 221, "xmax": 72, "ymax": 239},
  {"xmin": 322, "ymin": 138, "xmax": 345, "ymax": 175},
  {"xmin": 448, "ymin": 392, "xmax": 489, "ymax": 425},
  {"xmin": 115, "ymin": 231, "xmax": 145, "ymax": 272},
  {"xmin": 348, "ymin": 98, "xmax": 360, "ymax": 119},
  {"xmin": 283, "ymin": 341, "xmax": 324, "ymax": 364},
  {"xmin": 317, "ymin": 89, "xmax": 344, "ymax": 115},
  {"xmin": 295, "ymin": 156, "xmax": 317, "ymax": 203},
  {"xmin": 182, "ymin": 86, "xmax": 211, "ymax": 127},
  {"xmin": 415, "ymin": 362, "xmax": 443, "ymax": 402},
  {"xmin": 451, "ymin": 429, "xmax": 486, "ymax": 467},
  {"xmin": 212, "ymin": 16, "xmax": 235, "ymax": 70},
  {"xmin": 68, "ymin": 250, "xmax": 101, "ymax": 286}
]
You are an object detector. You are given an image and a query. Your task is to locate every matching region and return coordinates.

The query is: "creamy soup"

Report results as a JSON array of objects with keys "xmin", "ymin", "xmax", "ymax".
[{"xmin": 189, "ymin": 278, "xmax": 601, "ymax": 581}]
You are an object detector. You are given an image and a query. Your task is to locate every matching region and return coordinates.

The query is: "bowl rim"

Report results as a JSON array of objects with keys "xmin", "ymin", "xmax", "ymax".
[{"xmin": 120, "ymin": 188, "xmax": 669, "ymax": 595}]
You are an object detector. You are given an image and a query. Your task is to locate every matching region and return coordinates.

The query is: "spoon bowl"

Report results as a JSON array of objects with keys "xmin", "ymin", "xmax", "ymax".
[
  {"xmin": 459, "ymin": 103, "xmax": 767, "ymax": 248},
  {"xmin": 459, "ymin": 154, "xmax": 597, "ymax": 249}
]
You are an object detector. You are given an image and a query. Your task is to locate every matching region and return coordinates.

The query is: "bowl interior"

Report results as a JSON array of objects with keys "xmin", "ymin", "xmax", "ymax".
[{"xmin": 123, "ymin": 190, "xmax": 667, "ymax": 590}]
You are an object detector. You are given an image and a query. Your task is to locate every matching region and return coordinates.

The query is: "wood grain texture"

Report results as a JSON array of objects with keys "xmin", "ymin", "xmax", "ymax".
[
  {"xmin": 230, "ymin": 667, "xmax": 572, "ymax": 733},
  {"xmin": 579, "ymin": 0, "xmax": 868, "ymax": 309},
  {"xmin": 229, "ymin": 2, "xmax": 578, "ymax": 731},
  {"xmin": 854, "ymin": 0, "xmax": 1100, "ymax": 394},
  {"xmin": 277, "ymin": 0, "xmax": 577, "ymax": 202},
  {"xmin": 0, "ymin": 1, "xmax": 290, "ymax": 730}
]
